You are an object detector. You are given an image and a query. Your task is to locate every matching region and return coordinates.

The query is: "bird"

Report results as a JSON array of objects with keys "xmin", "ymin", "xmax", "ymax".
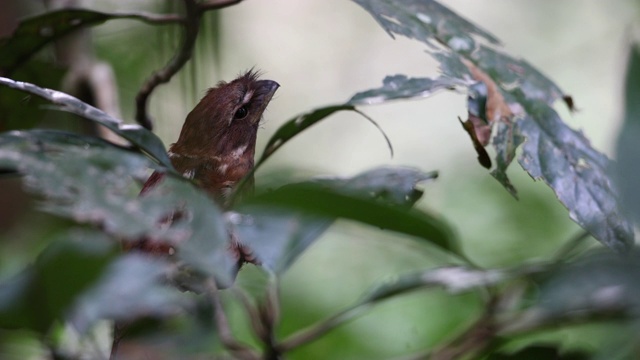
[
  {"xmin": 128, "ymin": 70, "xmax": 278, "ymax": 269},
  {"xmin": 111, "ymin": 71, "xmax": 278, "ymax": 360}
]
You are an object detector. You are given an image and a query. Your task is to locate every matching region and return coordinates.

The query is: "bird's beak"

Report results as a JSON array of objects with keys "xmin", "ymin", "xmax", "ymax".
[{"xmin": 252, "ymin": 80, "xmax": 279, "ymax": 124}]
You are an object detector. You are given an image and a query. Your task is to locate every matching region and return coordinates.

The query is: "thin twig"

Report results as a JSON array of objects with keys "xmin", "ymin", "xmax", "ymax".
[
  {"xmin": 134, "ymin": 0, "xmax": 245, "ymax": 130},
  {"xmin": 231, "ymin": 287, "xmax": 268, "ymax": 341},
  {"xmin": 260, "ymin": 276, "xmax": 282, "ymax": 359},
  {"xmin": 206, "ymin": 280, "xmax": 259, "ymax": 360},
  {"xmin": 135, "ymin": 0, "xmax": 200, "ymax": 130},
  {"xmin": 277, "ymin": 304, "xmax": 371, "ymax": 352},
  {"xmin": 109, "ymin": 11, "xmax": 185, "ymax": 25},
  {"xmin": 551, "ymin": 230, "xmax": 592, "ymax": 263},
  {"xmin": 430, "ymin": 297, "xmax": 499, "ymax": 360},
  {"xmin": 199, "ymin": 0, "xmax": 244, "ymax": 11}
]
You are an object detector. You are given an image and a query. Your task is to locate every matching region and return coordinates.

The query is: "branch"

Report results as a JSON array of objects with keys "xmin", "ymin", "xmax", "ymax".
[
  {"xmin": 199, "ymin": 0, "xmax": 244, "ymax": 11},
  {"xmin": 134, "ymin": 0, "xmax": 200, "ymax": 130},
  {"xmin": 134, "ymin": 0, "xmax": 245, "ymax": 130},
  {"xmin": 277, "ymin": 304, "xmax": 371, "ymax": 352},
  {"xmin": 206, "ymin": 280, "xmax": 259, "ymax": 360},
  {"xmin": 109, "ymin": 11, "xmax": 184, "ymax": 25}
]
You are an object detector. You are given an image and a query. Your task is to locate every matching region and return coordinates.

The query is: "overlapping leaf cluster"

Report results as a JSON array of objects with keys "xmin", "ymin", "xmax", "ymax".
[{"xmin": 0, "ymin": 1, "xmax": 638, "ymax": 358}]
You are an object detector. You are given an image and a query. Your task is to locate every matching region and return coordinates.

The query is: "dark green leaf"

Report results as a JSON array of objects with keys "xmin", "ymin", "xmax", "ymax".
[
  {"xmin": 236, "ymin": 167, "xmax": 443, "ymax": 273},
  {"xmin": 348, "ymin": 75, "xmax": 458, "ymax": 105},
  {"xmin": 537, "ymin": 249, "xmax": 640, "ymax": 318},
  {"xmin": 0, "ymin": 130, "xmax": 235, "ymax": 284},
  {"xmin": 315, "ymin": 166, "xmax": 438, "ymax": 208},
  {"xmin": 0, "ymin": 77, "xmax": 174, "ymax": 170},
  {"xmin": 255, "ymin": 105, "xmax": 392, "ymax": 175},
  {"xmin": 490, "ymin": 119, "xmax": 523, "ymax": 198},
  {"xmin": 616, "ymin": 43, "xmax": 640, "ymax": 225},
  {"xmin": 246, "ymin": 182, "xmax": 457, "ymax": 255},
  {"xmin": 516, "ymin": 97, "xmax": 634, "ymax": 252},
  {"xmin": 257, "ymin": 105, "xmax": 354, "ymax": 169},
  {"xmin": 352, "ymin": 0, "xmax": 631, "ymax": 250},
  {"xmin": 0, "ymin": 60, "xmax": 66, "ymax": 132},
  {"xmin": 232, "ymin": 206, "xmax": 332, "ymax": 274},
  {"xmin": 0, "ymin": 8, "xmax": 181, "ymax": 76},
  {"xmin": 70, "ymin": 254, "xmax": 190, "ymax": 333},
  {"xmin": 0, "ymin": 9, "xmax": 110, "ymax": 75},
  {"xmin": 488, "ymin": 345, "xmax": 591, "ymax": 360},
  {"xmin": 0, "ymin": 229, "xmax": 114, "ymax": 333},
  {"xmin": 471, "ymin": 46, "xmax": 568, "ymax": 108},
  {"xmin": 352, "ymin": 0, "xmax": 500, "ymax": 52}
]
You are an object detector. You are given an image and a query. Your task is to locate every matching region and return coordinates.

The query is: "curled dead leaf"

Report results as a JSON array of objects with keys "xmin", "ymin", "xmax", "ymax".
[{"xmin": 459, "ymin": 116, "xmax": 491, "ymax": 169}]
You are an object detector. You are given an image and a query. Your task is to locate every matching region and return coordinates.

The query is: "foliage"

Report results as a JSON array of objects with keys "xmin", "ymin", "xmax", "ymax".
[{"xmin": 0, "ymin": 1, "xmax": 637, "ymax": 359}]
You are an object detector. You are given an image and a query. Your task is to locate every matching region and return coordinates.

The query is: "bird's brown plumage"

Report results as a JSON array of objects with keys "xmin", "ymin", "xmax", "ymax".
[{"xmin": 131, "ymin": 71, "xmax": 279, "ymax": 263}]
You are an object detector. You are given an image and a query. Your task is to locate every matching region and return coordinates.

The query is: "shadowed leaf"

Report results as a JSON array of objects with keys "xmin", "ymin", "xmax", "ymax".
[
  {"xmin": 616, "ymin": 43, "xmax": 640, "ymax": 225},
  {"xmin": 236, "ymin": 167, "xmax": 442, "ymax": 273},
  {"xmin": 70, "ymin": 254, "xmax": 190, "ymax": 333},
  {"xmin": 516, "ymin": 96, "xmax": 634, "ymax": 252},
  {"xmin": 0, "ymin": 8, "xmax": 181, "ymax": 76},
  {"xmin": 0, "ymin": 77, "xmax": 174, "ymax": 170},
  {"xmin": 246, "ymin": 181, "xmax": 456, "ymax": 255},
  {"xmin": 349, "ymin": 75, "xmax": 458, "ymax": 105},
  {"xmin": 0, "ymin": 229, "xmax": 115, "ymax": 333},
  {"xmin": 256, "ymin": 105, "xmax": 393, "ymax": 174},
  {"xmin": 351, "ymin": 0, "xmax": 632, "ymax": 250},
  {"xmin": 0, "ymin": 130, "xmax": 235, "ymax": 284}
]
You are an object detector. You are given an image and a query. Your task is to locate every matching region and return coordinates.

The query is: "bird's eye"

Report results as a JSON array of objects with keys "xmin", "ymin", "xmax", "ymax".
[{"xmin": 234, "ymin": 106, "xmax": 248, "ymax": 119}]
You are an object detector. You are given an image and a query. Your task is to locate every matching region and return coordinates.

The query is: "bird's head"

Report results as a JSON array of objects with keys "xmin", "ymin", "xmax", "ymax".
[{"xmin": 172, "ymin": 70, "xmax": 279, "ymax": 157}]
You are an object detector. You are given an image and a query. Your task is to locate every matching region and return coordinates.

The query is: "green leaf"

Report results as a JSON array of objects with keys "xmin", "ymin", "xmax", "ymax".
[
  {"xmin": 315, "ymin": 166, "xmax": 438, "ymax": 208},
  {"xmin": 351, "ymin": 0, "xmax": 633, "ymax": 251},
  {"xmin": 348, "ymin": 75, "xmax": 459, "ymax": 105},
  {"xmin": 70, "ymin": 254, "xmax": 190, "ymax": 334},
  {"xmin": 0, "ymin": 229, "xmax": 115, "ymax": 333},
  {"xmin": 257, "ymin": 105, "xmax": 355, "ymax": 169},
  {"xmin": 537, "ymin": 249, "xmax": 640, "ymax": 318},
  {"xmin": 246, "ymin": 181, "xmax": 457, "ymax": 255},
  {"xmin": 0, "ymin": 8, "xmax": 181, "ymax": 76},
  {"xmin": 236, "ymin": 166, "xmax": 444, "ymax": 273},
  {"xmin": 0, "ymin": 130, "xmax": 235, "ymax": 284},
  {"xmin": 516, "ymin": 97, "xmax": 634, "ymax": 252},
  {"xmin": 488, "ymin": 345, "xmax": 591, "ymax": 360},
  {"xmin": 255, "ymin": 105, "xmax": 392, "ymax": 174},
  {"xmin": 0, "ymin": 9, "xmax": 111, "ymax": 75},
  {"xmin": 616, "ymin": 43, "xmax": 640, "ymax": 225},
  {"xmin": 352, "ymin": 0, "xmax": 500, "ymax": 51},
  {"xmin": 0, "ymin": 77, "xmax": 174, "ymax": 170},
  {"xmin": 232, "ymin": 206, "xmax": 332, "ymax": 274},
  {"xmin": 0, "ymin": 60, "xmax": 66, "ymax": 132}
]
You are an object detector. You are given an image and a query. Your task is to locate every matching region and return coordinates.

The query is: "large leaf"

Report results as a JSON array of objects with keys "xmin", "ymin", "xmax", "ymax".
[
  {"xmin": 245, "ymin": 178, "xmax": 456, "ymax": 255},
  {"xmin": 0, "ymin": 229, "xmax": 115, "ymax": 333},
  {"xmin": 0, "ymin": 77, "xmax": 174, "ymax": 170},
  {"xmin": 349, "ymin": 75, "xmax": 459, "ymax": 105},
  {"xmin": 0, "ymin": 130, "xmax": 235, "ymax": 284},
  {"xmin": 235, "ymin": 167, "xmax": 442, "ymax": 273},
  {"xmin": 0, "ymin": 8, "xmax": 180, "ymax": 76},
  {"xmin": 516, "ymin": 96, "xmax": 634, "ymax": 252},
  {"xmin": 536, "ymin": 249, "xmax": 640, "ymax": 321},
  {"xmin": 352, "ymin": 0, "xmax": 500, "ymax": 49},
  {"xmin": 616, "ymin": 43, "xmax": 640, "ymax": 225},
  {"xmin": 70, "ymin": 254, "xmax": 190, "ymax": 334},
  {"xmin": 351, "ymin": 0, "xmax": 633, "ymax": 251}
]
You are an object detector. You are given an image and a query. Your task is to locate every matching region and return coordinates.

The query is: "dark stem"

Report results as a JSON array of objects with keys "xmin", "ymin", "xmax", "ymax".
[
  {"xmin": 134, "ymin": 0, "xmax": 245, "ymax": 130},
  {"xmin": 206, "ymin": 280, "xmax": 259, "ymax": 360},
  {"xmin": 135, "ymin": 0, "xmax": 200, "ymax": 130}
]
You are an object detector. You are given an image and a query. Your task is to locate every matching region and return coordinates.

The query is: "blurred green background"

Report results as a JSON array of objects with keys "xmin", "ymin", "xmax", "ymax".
[{"xmin": 1, "ymin": 0, "xmax": 638, "ymax": 358}]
